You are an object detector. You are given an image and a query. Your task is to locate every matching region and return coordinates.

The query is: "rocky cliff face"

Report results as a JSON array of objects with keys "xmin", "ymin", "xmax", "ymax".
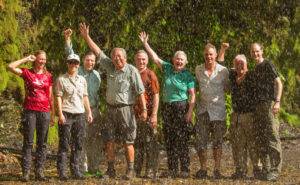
[{"xmin": 0, "ymin": 93, "xmax": 23, "ymax": 149}]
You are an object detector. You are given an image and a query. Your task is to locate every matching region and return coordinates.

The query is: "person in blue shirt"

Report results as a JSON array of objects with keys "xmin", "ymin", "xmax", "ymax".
[{"xmin": 64, "ymin": 29, "xmax": 103, "ymax": 175}]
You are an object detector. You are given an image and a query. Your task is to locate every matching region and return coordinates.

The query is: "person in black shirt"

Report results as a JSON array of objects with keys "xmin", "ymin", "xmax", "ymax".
[
  {"xmin": 218, "ymin": 43, "xmax": 260, "ymax": 179},
  {"xmin": 250, "ymin": 43, "xmax": 283, "ymax": 181}
]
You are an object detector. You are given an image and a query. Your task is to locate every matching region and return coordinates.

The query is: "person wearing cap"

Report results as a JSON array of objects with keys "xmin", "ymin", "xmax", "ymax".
[
  {"xmin": 64, "ymin": 29, "xmax": 103, "ymax": 175},
  {"xmin": 8, "ymin": 51, "xmax": 55, "ymax": 182},
  {"xmin": 218, "ymin": 43, "xmax": 260, "ymax": 179},
  {"xmin": 55, "ymin": 52, "xmax": 93, "ymax": 180},
  {"xmin": 79, "ymin": 22, "xmax": 147, "ymax": 180}
]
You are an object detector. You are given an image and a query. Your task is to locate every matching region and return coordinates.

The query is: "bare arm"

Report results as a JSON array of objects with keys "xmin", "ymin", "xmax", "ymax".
[
  {"xmin": 139, "ymin": 93, "xmax": 147, "ymax": 122},
  {"xmin": 139, "ymin": 32, "xmax": 163, "ymax": 70},
  {"xmin": 186, "ymin": 88, "xmax": 196, "ymax": 123},
  {"xmin": 49, "ymin": 86, "xmax": 56, "ymax": 126},
  {"xmin": 149, "ymin": 93, "xmax": 159, "ymax": 129},
  {"xmin": 64, "ymin": 28, "xmax": 72, "ymax": 47},
  {"xmin": 217, "ymin": 43, "xmax": 229, "ymax": 63},
  {"xmin": 272, "ymin": 77, "xmax": 283, "ymax": 115},
  {"xmin": 83, "ymin": 95, "xmax": 93, "ymax": 123},
  {"xmin": 8, "ymin": 55, "xmax": 36, "ymax": 76},
  {"xmin": 56, "ymin": 96, "xmax": 66, "ymax": 125},
  {"xmin": 79, "ymin": 22, "xmax": 101, "ymax": 57}
]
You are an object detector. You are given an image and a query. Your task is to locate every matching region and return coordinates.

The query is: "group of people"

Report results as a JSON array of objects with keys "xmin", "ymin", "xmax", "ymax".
[{"xmin": 7, "ymin": 22, "xmax": 283, "ymax": 182}]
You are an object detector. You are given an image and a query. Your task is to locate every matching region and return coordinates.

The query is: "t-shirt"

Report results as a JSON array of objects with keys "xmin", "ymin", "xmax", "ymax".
[
  {"xmin": 134, "ymin": 68, "xmax": 159, "ymax": 117},
  {"xmin": 254, "ymin": 60, "xmax": 279, "ymax": 102},
  {"xmin": 21, "ymin": 68, "xmax": 53, "ymax": 112},
  {"xmin": 162, "ymin": 61, "xmax": 195, "ymax": 103},
  {"xmin": 229, "ymin": 70, "xmax": 256, "ymax": 113}
]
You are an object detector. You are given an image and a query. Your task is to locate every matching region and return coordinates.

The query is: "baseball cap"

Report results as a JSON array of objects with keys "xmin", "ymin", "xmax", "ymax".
[{"xmin": 67, "ymin": 54, "xmax": 80, "ymax": 62}]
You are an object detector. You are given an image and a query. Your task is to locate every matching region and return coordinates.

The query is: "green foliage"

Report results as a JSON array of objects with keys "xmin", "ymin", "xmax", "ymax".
[
  {"xmin": 1, "ymin": 0, "xmax": 300, "ymax": 142},
  {"xmin": 279, "ymin": 108, "xmax": 300, "ymax": 127}
]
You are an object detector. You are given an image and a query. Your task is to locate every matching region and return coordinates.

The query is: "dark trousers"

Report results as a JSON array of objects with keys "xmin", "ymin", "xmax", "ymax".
[
  {"xmin": 134, "ymin": 118, "xmax": 159, "ymax": 174},
  {"xmin": 162, "ymin": 100, "xmax": 190, "ymax": 172},
  {"xmin": 57, "ymin": 112, "xmax": 84, "ymax": 174},
  {"xmin": 22, "ymin": 109, "xmax": 50, "ymax": 172}
]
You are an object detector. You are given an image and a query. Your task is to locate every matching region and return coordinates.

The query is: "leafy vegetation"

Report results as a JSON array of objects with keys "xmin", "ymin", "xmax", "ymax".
[{"xmin": 0, "ymin": 1, "xmax": 299, "ymax": 143}]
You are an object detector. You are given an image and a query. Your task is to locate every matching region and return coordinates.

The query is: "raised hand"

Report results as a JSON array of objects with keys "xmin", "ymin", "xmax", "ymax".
[
  {"xmin": 79, "ymin": 22, "xmax": 89, "ymax": 39},
  {"xmin": 64, "ymin": 28, "xmax": 72, "ymax": 39},
  {"xmin": 221, "ymin": 43, "xmax": 230, "ymax": 50},
  {"xmin": 139, "ymin": 32, "xmax": 149, "ymax": 44},
  {"xmin": 27, "ymin": 55, "xmax": 36, "ymax": 62}
]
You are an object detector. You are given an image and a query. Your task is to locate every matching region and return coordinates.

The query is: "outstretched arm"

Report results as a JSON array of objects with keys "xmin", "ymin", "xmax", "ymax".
[
  {"xmin": 217, "ymin": 43, "xmax": 230, "ymax": 64},
  {"xmin": 139, "ymin": 32, "xmax": 163, "ymax": 70},
  {"xmin": 8, "ymin": 55, "xmax": 36, "ymax": 76},
  {"xmin": 79, "ymin": 22, "xmax": 101, "ymax": 57}
]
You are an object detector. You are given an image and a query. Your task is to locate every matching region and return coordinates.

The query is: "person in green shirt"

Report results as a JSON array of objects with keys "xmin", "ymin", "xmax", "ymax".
[{"xmin": 139, "ymin": 31, "xmax": 196, "ymax": 178}]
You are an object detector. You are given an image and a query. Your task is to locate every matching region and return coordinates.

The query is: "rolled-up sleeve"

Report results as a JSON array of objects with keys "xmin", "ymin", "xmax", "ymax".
[{"xmin": 55, "ymin": 78, "xmax": 64, "ymax": 97}]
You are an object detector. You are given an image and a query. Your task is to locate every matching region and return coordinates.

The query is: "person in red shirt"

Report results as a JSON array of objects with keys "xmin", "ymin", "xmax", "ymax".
[
  {"xmin": 8, "ymin": 51, "xmax": 55, "ymax": 182},
  {"xmin": 133, "ymin": 50, "xmax": 159, "ymax": 178}
]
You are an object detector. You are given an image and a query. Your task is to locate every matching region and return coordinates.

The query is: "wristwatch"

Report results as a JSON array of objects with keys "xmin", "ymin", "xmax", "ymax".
[{"xmin": 275, "ymin": 98, "xmax": 280, "ymax": 102}]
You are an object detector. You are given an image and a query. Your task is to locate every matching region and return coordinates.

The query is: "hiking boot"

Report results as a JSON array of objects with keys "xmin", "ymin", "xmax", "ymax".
[
  {"xmin": 144, "ymin": 169, "xmax": 156, "ymax": 179},
  {"xmin": 35, "ymin": 168, "xmax": 47, "ymax": 181},
  {"xmin": 22, "ymin": 169, "xmax": 30, "ymax": 182},
  {"xmin": 135, "ymin": 170, "xmax": 142, "ymax": 178},
  {"xmin": 214, "ymin": 170, "xmax": 224, "ymax": 179},
  {"xmin": 231, "ymin": 171, "xmax": 247, "ymax": 180},
  {"xmin": 266, "ymin": 173, "xmax": 278, "ymax": 181},
  {"xmin": 194, "ymin": 169, "xmax": 208, "ymax": 179},
  {"xmin": 105, "ymin": 168, "xmax": 116, "ymax": 178},
  {"xmin": 160, "ymin": 170, "xmax": 177, "ymax": 178},
  {"xmin": 178, "ymin": 171, "xmax": 190, "ymax": 178},
  {"xmin": 59, "ymin": 171, "xmax": 68, "ymax": 181},
  {"xmin": 124, "ymin": 168, "xmax": 136, "ymax": 180},
  {"xmin": 72, "ymin": 170, "xmax": 86, "ymax": 180}
]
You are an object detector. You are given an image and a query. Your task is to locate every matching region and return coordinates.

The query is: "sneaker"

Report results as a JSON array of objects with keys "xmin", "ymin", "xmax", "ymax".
[
  {"xmin": 194, "ymin": 169, "xmax": 208, "ymax": 179},
  {"xmin": 71, "ymin": 170, "xmax": 86, "ymax": 180},
  {"xmin": 124, "ymin": 168, "xmax": 136, "ymax": 180},
  {"xmin": 214, "ymin": 170, "xmax": 224, "ymax": 179},
  {"xmin": 59, "ymin": 172, "xmax": 68, "ymax": 181},
  {"xmin": 144, "ymin": 169, "xmax": 156, "ymax": 179},
  {"xmin": 22, "ymin": 170, "xmax": 30, "ymax": 182},
  {"xmin": 35, "ymin": 168, "xmax": 47, "ymax": 181},
  {"xmin": 178, "ymin": 171, "xmax": 190, "ymax": 178},
  {"xmin": 266, "ymin": 173, "xmax": 278, "ymax": 181},
  {"xmin": 160, "ymin": 170, "xmax": 177, "ymax": 178},
  {"xmin": 105, "ymin": 168, "xmax": 116, "ymax": 178}
]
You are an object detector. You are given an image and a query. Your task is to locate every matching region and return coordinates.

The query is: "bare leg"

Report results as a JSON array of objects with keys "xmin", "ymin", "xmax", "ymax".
[
  {"xmin": 198, "ymin": 150, "xmax": 207, "ymax": 171},
  {"xmin": 106, "ymin": 141, "xmax": 115, "ymax": 163},
  {"xmin": 213, "ymin": 147, "xmax": 222, "ymax": 170},
  {"xmin": 125, "ymin": 144, "xmax": 134, "ymax": 162}
]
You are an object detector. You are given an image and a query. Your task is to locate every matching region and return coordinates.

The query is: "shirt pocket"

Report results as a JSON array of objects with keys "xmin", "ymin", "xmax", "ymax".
[
  {"xmin": 119, "ymin": 79, "xmax": 130, "ymax": 93},
  {"xmin": 76, "ymin": 83, "xmax": 85, "ymax": 97},
  {"xmin": 64, "ymin": 84, "xmax": 74, "ymax": 97}
]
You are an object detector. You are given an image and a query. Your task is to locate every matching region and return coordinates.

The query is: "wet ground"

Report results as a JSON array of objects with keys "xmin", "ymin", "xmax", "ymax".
[{"xmin": 0, "ymin": 139, "xmax": 300, "ymax": 185}]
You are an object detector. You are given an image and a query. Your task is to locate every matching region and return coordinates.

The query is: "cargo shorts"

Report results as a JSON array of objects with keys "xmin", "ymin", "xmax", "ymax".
[
  {"xmin": 194, "ymin": 112, "xmax": 227, "ymax": 151},
  {"xmin": 102, "ymin": 104, "xmax": 136, "ymax": 144}
]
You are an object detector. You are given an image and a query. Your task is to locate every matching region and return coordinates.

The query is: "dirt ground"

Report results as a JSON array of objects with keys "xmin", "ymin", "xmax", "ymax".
[{"xmin": 0, "ymin": 139, "xmax": 300, "ymax": 185}]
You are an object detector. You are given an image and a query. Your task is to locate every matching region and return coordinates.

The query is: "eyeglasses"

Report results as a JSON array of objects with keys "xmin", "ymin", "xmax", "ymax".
[{"xmin": 67, "ymin": 60, "xmax": 80, "ymax": 65}]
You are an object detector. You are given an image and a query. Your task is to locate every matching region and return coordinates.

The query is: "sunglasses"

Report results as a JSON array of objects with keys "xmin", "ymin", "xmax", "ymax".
[{"xmin": 67, "ymin": 60, "xmax": 80, "ymax": 65}]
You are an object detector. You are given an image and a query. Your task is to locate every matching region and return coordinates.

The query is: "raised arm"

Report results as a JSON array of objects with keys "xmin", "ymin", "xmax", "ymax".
[
  {"xmin": 217, "ymin": 43, "xmax": 230, "ymax": 64},
  {"xmin": 64, "ymin": 28, "xmax": 74, "ymax": 56},
  {"xmin": 139, "ymin": 32, "xmax": 163, "ymax": 70},
  {"xmin": 79, "ymin": 22, "xmax": 101, "ymax": 57},
  {"xmin": 8, "ymin": 55, "xmax": 36, "ymax": 76}
]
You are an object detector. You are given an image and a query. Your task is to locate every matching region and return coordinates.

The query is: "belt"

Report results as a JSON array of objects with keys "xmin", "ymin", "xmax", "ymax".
[{"xmin": 107, "ymin": 103, "xmax": 133, "ymax": 108}]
